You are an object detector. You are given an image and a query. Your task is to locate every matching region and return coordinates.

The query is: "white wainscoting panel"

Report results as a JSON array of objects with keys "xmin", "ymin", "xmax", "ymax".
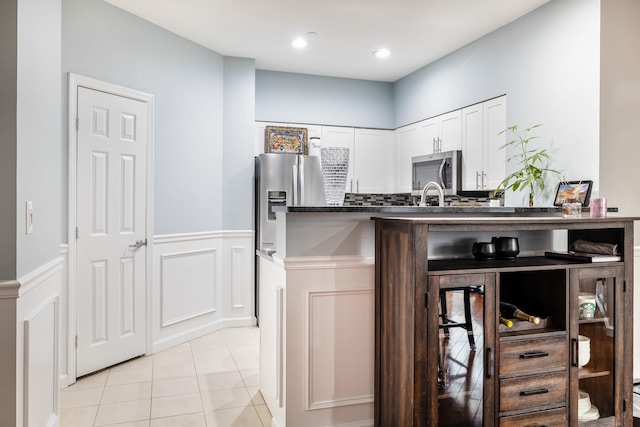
[
  {"xmin": 306, "ymin": 289, "xmax": 374, "ymax": 410},
  {"xmin": 160, "ymin": 248, "xmax": 218, "ymax": 327},
  {"xmin": 15, "ymin": 257, "xmax": 63, "ymax": 427},
  {"xmin": 152, "ymin": 231, "xmax": 254, "ymax": 353},
  {"xmin": 24, "ymin": 297, "xmax": 59, "ymax": 427},
  {"xmin": 223, "ymin": 232, "xmax": 255, "ymax": 323}
]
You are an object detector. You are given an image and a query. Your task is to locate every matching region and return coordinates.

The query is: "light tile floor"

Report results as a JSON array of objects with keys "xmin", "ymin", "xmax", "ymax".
[{"xmin": 60, "ymin": 327, "xmax": 271, "ymax": 427}]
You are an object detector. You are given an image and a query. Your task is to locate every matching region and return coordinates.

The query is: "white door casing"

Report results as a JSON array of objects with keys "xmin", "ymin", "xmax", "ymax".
[{"xmin": 74, "ymin": 84, "xmax": 150, "ymax": 377}]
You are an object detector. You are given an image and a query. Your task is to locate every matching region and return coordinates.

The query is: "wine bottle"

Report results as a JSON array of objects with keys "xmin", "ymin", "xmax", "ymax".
[
  {"xmin": 500, "ymin": 302, "xmax": 541, "ymax": 324},
  {"xmin": 499, "ymin": 316, "xmax": 513, "ymax": 328}
]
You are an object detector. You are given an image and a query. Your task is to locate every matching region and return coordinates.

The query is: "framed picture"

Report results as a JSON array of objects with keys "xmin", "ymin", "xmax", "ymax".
[
  {"xmin": 265, "ymin": 126, "xmax": 308, "ymax": 154},
  {"xmin": 553, "ymin": 180, "xmax": 593, "ymax": 206}
]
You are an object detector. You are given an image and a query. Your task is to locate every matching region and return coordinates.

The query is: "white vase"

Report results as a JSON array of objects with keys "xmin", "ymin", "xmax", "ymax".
[{"xmin": 321, "ymin": 147, "xmax": 349, "ymax": 206}]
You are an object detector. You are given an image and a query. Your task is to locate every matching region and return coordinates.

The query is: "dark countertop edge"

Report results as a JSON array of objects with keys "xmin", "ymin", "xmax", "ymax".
[{"xmin": 273, "ymin": 206, "xmax": 619, "ymax": 214}]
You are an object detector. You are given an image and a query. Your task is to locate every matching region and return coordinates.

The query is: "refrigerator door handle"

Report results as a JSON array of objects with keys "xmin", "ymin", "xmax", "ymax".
[
  {"xmin": 292, "ymin": 164, "xmax": 299, "ymax": 205},
  {"xmin": 298, "ymin": 157, "xmax": 305, "ymax": 204}
]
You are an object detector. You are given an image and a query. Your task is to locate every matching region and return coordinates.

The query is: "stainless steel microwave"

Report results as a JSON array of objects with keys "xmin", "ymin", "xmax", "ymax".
[{"xmin": 411, "ymin": 150, "xmax": 462, "ymax": 196}]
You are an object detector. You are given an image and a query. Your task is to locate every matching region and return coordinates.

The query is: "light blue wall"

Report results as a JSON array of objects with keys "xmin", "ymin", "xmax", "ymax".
[
  {"xmin": 62, "ymin": 0, "xmax": 227, "ymax": 235},
  {"xmin": 394, "ymin": 0, "xmax": 600, "ymax": 206},
  {"xmin": 223, "ymin": 58, "xmax": 256, "ymax": 230},
  {"xmin": 256, "ymin": 71, "xmax": 394, "ymax": 129},
  {"xmin": 15, "ymin": 0, "xmax": 62, "ymax": 278}
]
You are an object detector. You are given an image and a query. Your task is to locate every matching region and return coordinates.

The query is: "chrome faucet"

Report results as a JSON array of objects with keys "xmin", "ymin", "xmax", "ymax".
[{"xmin": 419, "ymin": 181, "xmax": 444, "ymax": 207}]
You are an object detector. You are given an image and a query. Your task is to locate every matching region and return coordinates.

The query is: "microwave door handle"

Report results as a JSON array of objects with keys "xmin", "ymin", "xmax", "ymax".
[{"xmin": 439, "ymin": 159, "xmax": 447, "ymax": 188}]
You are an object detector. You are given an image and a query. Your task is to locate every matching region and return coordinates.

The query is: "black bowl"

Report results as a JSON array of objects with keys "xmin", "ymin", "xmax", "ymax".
[
  {"xmin": 472, "ymin": 242, "xmax": 496, "ymax": 260},
  {"xmin": 491, "ymin": 236, "xmax": 520, "ymax": 259}
]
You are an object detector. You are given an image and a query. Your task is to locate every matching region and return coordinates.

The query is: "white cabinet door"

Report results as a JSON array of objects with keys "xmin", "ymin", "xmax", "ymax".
[
  {"xmin": 460, "ymin": 96, "xmax": 507, "ymax": 191},
  {"xmin": 354, "ymin": 129, "xmax": 392, "ymax": 193},
  {"xmin": 483, "ymin": 96, "xmax": 507, "ymax": 190},
  {"xmin": 438, "ymin": 110, "xmax": 462, "ymax": 152},
  {"xmin": 321, "ymin": 126, "xmax": 356, "ymax": 192},
  {"xmin": 461, "ymin": 104, "xmax": 484, "ymax": 190},
  {"xmin": 395, "ymin": 123, "xmax": 423, "ymax": 193},
  {"xmin": 419, "ymin": 117, "xmax": 439, "ymax": 155}
]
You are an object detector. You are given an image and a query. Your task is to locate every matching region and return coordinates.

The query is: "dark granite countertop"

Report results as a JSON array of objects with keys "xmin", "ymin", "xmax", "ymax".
[{"xmin": 273, "ymin": 205, "xmax": 618, "ymax": 215}]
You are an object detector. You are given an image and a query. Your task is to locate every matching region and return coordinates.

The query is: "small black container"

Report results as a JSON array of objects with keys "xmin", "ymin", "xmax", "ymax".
[
  {"xmin": 472, "ymin": 242, "xmax": 496, "ymax": 260},
  {"xmin": 491, "ymin": 236, "xmax": 520, "ymax": 259}
]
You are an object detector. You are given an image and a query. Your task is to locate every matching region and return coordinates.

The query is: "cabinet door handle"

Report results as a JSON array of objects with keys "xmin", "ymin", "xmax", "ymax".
[
  {"xmin": 433, "ymin": 137, "xmax": 436, "ymax": 153},
  {"xmin": 520, "ymin": 388, "xmax": 549, "ymax": 396},
  {"xmin": 475, "ymin": 171, "xmax": 480, "ymax": 189},
  {"xmin": 571, "ymin": 338, "xmax": 579, "ymax": 367},
  {"xmin": 519, "ymin": 351, "xmax": 549, "ymax": 359},
  {"xmin": 356, "ymin": 179, "xmax": 359, "ymax": 193},
  {"xmin": 349, "ymin": 179, "xmax": 353, "ymax": 193},
  {"xmin": 486, "ymin": 348, "xmax": 494, "ymax": 378},
  {"xmin": 482, "ymin": 172, "xmax": 487, "ymax": 189}
]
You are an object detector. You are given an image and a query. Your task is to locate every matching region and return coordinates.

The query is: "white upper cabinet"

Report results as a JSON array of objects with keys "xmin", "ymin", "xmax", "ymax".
[
  {"xmin": 395, "ymin": 123, "xmax": 424, "ymax": 193},
  {"xmin": 437, "ymin": 110, "xmax": 462, "ymax": 153},
  {"xmin": 419, "ymin": 111, "xmax": 462, "ymax": 155},
  {"xmin": 461, "ymin": 96, "xmax": 506, "ymax": 191},
  {"xmin": 419, "ymin": 117, "xmax": 439, "ymax": 154},
  {"xmin": 354, "ymin": 128, "xmax": 393, "ymax": 193},
  {"xmin": 482, "ymin": 96, "xmax": 507, "ymax": 190},
  {"xmin": 322, "ymin": 126, "xmax": 392, "ymax": 194},
  {"xmin": 461, "ymin": 104, "xmax": 484, "ymax": 190},
  {"xmin": 394, "ymin": 110, "xmax": 463, "ymax": 193},
  {"xmin": 321, "ymin": 126, "xmax": 356, "ymax": 191}
]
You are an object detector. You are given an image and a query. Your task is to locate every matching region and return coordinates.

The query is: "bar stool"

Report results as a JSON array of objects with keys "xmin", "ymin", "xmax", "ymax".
[{"xmin": 439, "ymin": 287, "xmax": 478, "ymax": 351}]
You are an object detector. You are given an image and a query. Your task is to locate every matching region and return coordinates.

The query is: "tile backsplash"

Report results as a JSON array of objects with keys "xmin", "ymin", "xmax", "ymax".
[{"xmin": 343, "ymin": 192, "xmax": 503, "ymax": 206}]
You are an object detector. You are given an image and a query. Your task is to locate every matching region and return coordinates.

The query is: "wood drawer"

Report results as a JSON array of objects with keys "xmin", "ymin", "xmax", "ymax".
[
  {"xmin": 500, "ymin": 334, "xmax": 566, "ymax": 377},
  {"xmin": 499, "ymin": 371, "xmax": 567, "ymax": 413},
  {"xmin": 499, "ymin": 407, "xmax": 567, "ymax": 427}
]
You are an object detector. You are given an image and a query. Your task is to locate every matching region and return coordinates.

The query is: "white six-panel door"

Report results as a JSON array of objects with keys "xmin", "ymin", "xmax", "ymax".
[{"xmin": 76, "ymin": 87, "xmax": 147, "ymax": 376}]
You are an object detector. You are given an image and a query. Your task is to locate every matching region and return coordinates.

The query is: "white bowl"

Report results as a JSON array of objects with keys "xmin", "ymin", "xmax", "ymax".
[
  {"xmin": 578, "ymin": 404, "xmax": 600, "ymax": 421},
  {"xmin": 578, "ymin": 389, "xmax": 591, "ymax": 414}
]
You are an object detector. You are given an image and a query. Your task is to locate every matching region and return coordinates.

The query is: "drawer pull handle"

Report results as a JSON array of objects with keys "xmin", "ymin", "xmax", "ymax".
[
  {"xmin": 520, "ymin": 351, "xmax": 549, "ymax": 359},
  {"xmin": 520, "ymin": 388, "xmax": 549, "ymax": 397}
]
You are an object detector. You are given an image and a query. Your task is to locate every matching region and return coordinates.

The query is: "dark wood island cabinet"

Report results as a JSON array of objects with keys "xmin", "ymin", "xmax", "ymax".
[{"xmin": 374, "ymin": 216, "xmax": 635, "ymax": 427}]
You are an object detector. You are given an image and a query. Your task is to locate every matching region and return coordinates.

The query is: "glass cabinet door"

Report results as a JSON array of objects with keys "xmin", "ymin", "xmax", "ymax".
[
  {"xmin": 432, "ymin": 273, "xmax": 495, "ymax": 427},
  {"xmin": 570, "ymin": 265, "xmax": 625, "ymax": 425}
]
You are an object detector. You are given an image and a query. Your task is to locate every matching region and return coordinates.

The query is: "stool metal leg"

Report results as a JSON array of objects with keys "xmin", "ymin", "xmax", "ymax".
[
  {"xmin": 463, "ymin": 288, "xmax": 476, "ymax": 351},
  {"xmin": 439, "ymin": 290, "xmax": 450, "ymax": 336}
]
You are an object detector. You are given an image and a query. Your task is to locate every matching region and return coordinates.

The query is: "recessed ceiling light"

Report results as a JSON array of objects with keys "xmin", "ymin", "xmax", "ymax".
[
  {"xmin": 374, "ymin": 48, "xmax": 391, "ymax": 58},
  {"xmin": 292, "ymin": 32, "xmax": 317, "ymax": 49},
  {"xmin": 292, "ymin": 37, "xmax": 308, "ymax": 48}
]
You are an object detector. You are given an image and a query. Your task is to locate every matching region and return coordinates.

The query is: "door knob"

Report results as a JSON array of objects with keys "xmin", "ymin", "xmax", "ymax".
[{"xmin": 129, "ymin": 239, "xmax": 147, "ymax": 249}]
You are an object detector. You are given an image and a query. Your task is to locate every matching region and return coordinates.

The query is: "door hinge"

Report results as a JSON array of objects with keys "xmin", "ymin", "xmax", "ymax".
[{"xmin": 75, "ymin": 117, "xmax": 80, "ymax": 131}]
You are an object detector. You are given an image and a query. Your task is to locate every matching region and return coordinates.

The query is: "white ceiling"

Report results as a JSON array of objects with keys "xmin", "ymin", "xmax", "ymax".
[{"xmin": 104, "ymin": 0, "xmax": 550, "ymax": 83}]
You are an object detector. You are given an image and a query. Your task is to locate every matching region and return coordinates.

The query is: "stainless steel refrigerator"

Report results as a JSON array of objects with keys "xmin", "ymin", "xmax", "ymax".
[{"xmin": 255, "ymin": 153, "xmax": 326, "ymax": 254}]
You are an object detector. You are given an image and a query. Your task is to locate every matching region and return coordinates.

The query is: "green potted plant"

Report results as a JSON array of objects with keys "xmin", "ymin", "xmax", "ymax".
[{"xmin": 495, "ymin": 124, "xmax": 561, "ymax": 207}]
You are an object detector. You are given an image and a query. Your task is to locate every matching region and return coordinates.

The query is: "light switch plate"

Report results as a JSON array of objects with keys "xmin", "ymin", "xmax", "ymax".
[{"xmin": 26, "ymin": 201, "xmax": 33, "ymax": 234}]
